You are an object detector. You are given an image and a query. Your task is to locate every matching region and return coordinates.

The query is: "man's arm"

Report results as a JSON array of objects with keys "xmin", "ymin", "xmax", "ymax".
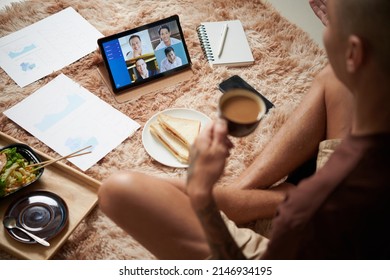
[{"xmin": 187, "ymin": 119, "xmax": 246, "ymax": 259}]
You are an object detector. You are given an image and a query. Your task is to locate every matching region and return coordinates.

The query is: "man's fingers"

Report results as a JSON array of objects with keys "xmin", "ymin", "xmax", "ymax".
[
  {"xmin": 196, "ymin": 121, "xmax": 213, "ymax": 150},
  {"xmin": 213, "ymin": 119, "xmax": 228, "ymax": 143},
  {"xmin": 309, "ymin": 0, "xmax": 328, "ymax": 26},
  {"xmin": 212, "ymin": 119, "xmax": 229, "ymax": 151}
]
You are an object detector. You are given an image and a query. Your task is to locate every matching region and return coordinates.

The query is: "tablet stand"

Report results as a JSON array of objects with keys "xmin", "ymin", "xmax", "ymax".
[{"xmin": 97, "ymin": 63, "xmax": 194, "ymax": 104}]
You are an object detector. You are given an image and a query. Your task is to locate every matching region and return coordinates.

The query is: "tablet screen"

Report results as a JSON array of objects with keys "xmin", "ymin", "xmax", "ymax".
[{"xmin": 97, "ymin": 15, "xmax": 191, "ymax": 94}]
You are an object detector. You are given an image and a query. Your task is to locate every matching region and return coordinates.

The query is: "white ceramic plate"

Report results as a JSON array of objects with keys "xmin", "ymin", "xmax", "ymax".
[{"xmin": 142, "ymin": 108, "xmax": 211, "ymax": 168}]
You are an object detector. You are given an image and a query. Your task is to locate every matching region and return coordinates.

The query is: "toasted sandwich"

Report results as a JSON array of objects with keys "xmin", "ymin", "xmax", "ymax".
[
  {"xmin": 157, "ymin": 114, "xmax": 201, "ymax": 148},
  {"xmin": 149, "ymin": 121, "xmax": 190, "ymax": 164}
]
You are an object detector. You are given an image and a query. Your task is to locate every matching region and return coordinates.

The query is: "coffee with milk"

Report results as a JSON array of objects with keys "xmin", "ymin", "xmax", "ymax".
[{"xmin": 219, "ymin": 88, "xmax": 266, "ymax": 137}]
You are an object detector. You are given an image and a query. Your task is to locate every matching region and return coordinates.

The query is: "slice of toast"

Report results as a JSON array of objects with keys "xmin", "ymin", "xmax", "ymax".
[
  {"xmin": 157, "ymin": 113, "xmax": 200, "ymax": 148},
  {"xmin": 149, "ymin": 121, "xmax": 189, "ymax": 163}
]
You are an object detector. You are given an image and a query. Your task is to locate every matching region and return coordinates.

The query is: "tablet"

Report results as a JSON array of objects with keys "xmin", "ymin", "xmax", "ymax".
[{"xmin": 97, "ymin": 15, "xmax": 192, "ymax": 94}]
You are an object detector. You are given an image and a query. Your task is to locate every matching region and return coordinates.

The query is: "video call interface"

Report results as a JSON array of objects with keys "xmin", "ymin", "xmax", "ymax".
[{"xmin": 101, "ymin": 18, "xmax": 190, "ymax": 92}]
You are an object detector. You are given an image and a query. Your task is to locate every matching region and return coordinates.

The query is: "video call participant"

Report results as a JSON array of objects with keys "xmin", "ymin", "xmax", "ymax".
[
  {"xmin": 155, "ymin": 24, "xmax": 181, "ymax": 50},
  {"xmin": 126, "ymin": 35, "xmax": 144, "ymax": 59},
  {"xmin": 134, "ymin": 58, "xmax": 158, "ymax": 82},
  {"xmin": 160, "ymin": 47, "xmax": 182, "ymax": 72}
]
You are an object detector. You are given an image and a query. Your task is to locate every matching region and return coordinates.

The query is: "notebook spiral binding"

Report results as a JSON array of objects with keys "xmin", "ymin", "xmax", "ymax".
[{"xmin": 197, "ymin": 25, "xmax": 214, "ymax": 61}]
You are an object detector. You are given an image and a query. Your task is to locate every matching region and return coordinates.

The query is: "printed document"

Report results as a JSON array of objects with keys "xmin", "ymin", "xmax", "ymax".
[
  {"xmin": 0, "ymin": 7, "xmax": 103, "ymax": 87},
  {"xmin": 4, "ymin": 74, "xmax": 141, "ymax": 171}
]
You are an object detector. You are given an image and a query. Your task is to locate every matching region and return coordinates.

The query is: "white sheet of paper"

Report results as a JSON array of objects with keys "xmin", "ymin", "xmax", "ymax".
[
  {"xmin": 0, "ymin": 7, "xmax": 103, "ymax": 87},
  {"xmin": 4, "ymin": 74, "xmax": 141, "ymax": 171}
]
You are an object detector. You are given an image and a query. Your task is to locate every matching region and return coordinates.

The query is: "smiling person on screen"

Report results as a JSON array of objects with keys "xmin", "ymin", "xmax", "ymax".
[
  {"xmin": 155, "ymin": 25, "xmax": 181, "ymax": 50},
  {"xmin": 126, "ymin": 35, "xmax": 143, "ymax": 59},
  {"xmin": 160, "ymin": 47, "xmax": 182, "ymax": 72},
  {"xmin": 134, "ymin": 58, "xmax": 158, "ymax": 81}
]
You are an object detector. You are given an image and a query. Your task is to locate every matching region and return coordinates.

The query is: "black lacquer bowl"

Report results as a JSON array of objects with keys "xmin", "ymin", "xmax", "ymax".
[{"xmin": 0, "ymin": 143, "xmax": 44, "ymax": 198}]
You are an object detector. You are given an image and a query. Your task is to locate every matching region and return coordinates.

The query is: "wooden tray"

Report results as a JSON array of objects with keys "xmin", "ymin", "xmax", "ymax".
[{"xmin": 0, "ymin": 132, "xmax": 100, "ymax": 259}]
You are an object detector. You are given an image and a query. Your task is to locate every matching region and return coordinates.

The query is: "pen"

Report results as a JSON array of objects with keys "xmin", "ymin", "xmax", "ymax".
[{"xmin": 217, "ymin": 23, "xmax": 229, "ymax": 58}]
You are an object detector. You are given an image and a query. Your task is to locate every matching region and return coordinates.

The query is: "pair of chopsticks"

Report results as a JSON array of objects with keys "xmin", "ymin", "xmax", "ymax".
[{"xmin": 27, "ymin": 145, "xmax": 92, "ymax": 171}]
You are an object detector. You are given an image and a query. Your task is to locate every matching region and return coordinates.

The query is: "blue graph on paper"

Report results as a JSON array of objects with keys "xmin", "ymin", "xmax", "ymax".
[
  {"xmin": 8, "ymin": 43, "xmax": 37, "ymax": 59},
  {"xmin": 35, "ymin": 93, "xmax": 85, "ymax": 132},
  {"xmin": 65, "ymin": 137, "xmax": 98, "ymax": 152},
  {"xmin": 20, "ymin": 62, "xmax": 36, "ymax": 71}
]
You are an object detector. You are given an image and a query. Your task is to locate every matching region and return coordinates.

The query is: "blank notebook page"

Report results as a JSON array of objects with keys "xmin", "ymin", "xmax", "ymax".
[{"xmin": 199, "ymin": 20, "xmax": 254, "ymax": 67}]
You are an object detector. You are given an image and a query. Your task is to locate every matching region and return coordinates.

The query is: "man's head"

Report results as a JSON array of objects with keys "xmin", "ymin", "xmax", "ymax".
[
  {"xmin": 129, "ymin": 35, "xmax": 142, "ymax": 52},
  {"xmin": 323, "ymin": 0, "xmax": 390, "ymax": 88},
  {"xmin": 158, "ymin": 25, "xmax": 171, "ymax": 44},
  {"xmin": 164, "ymin": 47, "xmax": 176, "ymax": 63},
  {"xmin": 135, "ymin": 58, "xmax": 148, "ymax": 75}
]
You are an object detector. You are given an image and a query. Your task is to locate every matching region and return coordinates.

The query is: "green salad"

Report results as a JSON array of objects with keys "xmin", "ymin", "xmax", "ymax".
[{"xmin": 0, "ymin": 147, "xmax": 38, "ymax": 197}]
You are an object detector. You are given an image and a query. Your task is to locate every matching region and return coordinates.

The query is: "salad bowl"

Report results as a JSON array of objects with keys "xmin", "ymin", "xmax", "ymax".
[{"xmin": 0, "ymin": 143, "xmax": 44, "ymax": 198}]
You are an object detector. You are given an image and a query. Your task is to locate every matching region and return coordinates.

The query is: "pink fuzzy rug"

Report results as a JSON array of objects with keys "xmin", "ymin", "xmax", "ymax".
[{"xmin": 0, "ymin": 0, "xmax": 327, "ymax": 259}]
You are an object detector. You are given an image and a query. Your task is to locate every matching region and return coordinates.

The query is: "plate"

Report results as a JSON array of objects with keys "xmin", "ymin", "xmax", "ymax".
[
  {"xmin": 0, "ymin": 143, "xmax": 44, "ymax": 198},
  {"xmin": 142, "ymin": 108, "xmax": 211, "ymax": 168},
  {"xmin": 3, "ymin": 190, "xmax": 68, "ymax": 244}
]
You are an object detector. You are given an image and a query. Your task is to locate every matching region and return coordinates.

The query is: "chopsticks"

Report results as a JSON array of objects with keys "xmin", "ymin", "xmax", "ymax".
[{"xmin": 26, "ymin": 145, "xmax": 92, "ymax": 170}]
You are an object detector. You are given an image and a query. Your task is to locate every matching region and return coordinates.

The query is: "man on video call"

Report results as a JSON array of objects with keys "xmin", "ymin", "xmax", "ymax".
[
  {"xmin": 134, "ymin": 58, "xmax": 158, "ymax": 81},
  {"xmin": 126, "ymin": 35, "xmax": 144, "ymax": 59},
  {"xmin": 160, "ymin": 46, "xmax": 182, "ymax": 72}
]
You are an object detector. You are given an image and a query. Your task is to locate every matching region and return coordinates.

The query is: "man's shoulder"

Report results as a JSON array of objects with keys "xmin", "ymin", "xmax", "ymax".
[{"xmin": 155, "ymin": 42, "xmax": 164, "ymax": 50}]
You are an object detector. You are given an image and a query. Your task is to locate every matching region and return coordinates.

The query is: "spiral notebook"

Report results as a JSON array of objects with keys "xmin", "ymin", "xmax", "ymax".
[{"xmin": 197, "ymin": 20, "xmax": 254, "ymax": 67}]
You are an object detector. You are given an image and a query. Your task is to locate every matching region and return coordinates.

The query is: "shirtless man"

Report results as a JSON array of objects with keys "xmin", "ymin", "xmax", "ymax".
[{"xmin": 98, "ymin": 1, "xmax": 354, "ymax": 259}]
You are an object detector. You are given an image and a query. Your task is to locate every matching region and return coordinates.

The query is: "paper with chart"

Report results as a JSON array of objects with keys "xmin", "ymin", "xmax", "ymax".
[
  {"xmin": 4, "ymin": 74, "xmax": 141, "ymax": 171},
  {"xmin": 0, "ymin": 7, "xmax": 103, "ymax": 87}
]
